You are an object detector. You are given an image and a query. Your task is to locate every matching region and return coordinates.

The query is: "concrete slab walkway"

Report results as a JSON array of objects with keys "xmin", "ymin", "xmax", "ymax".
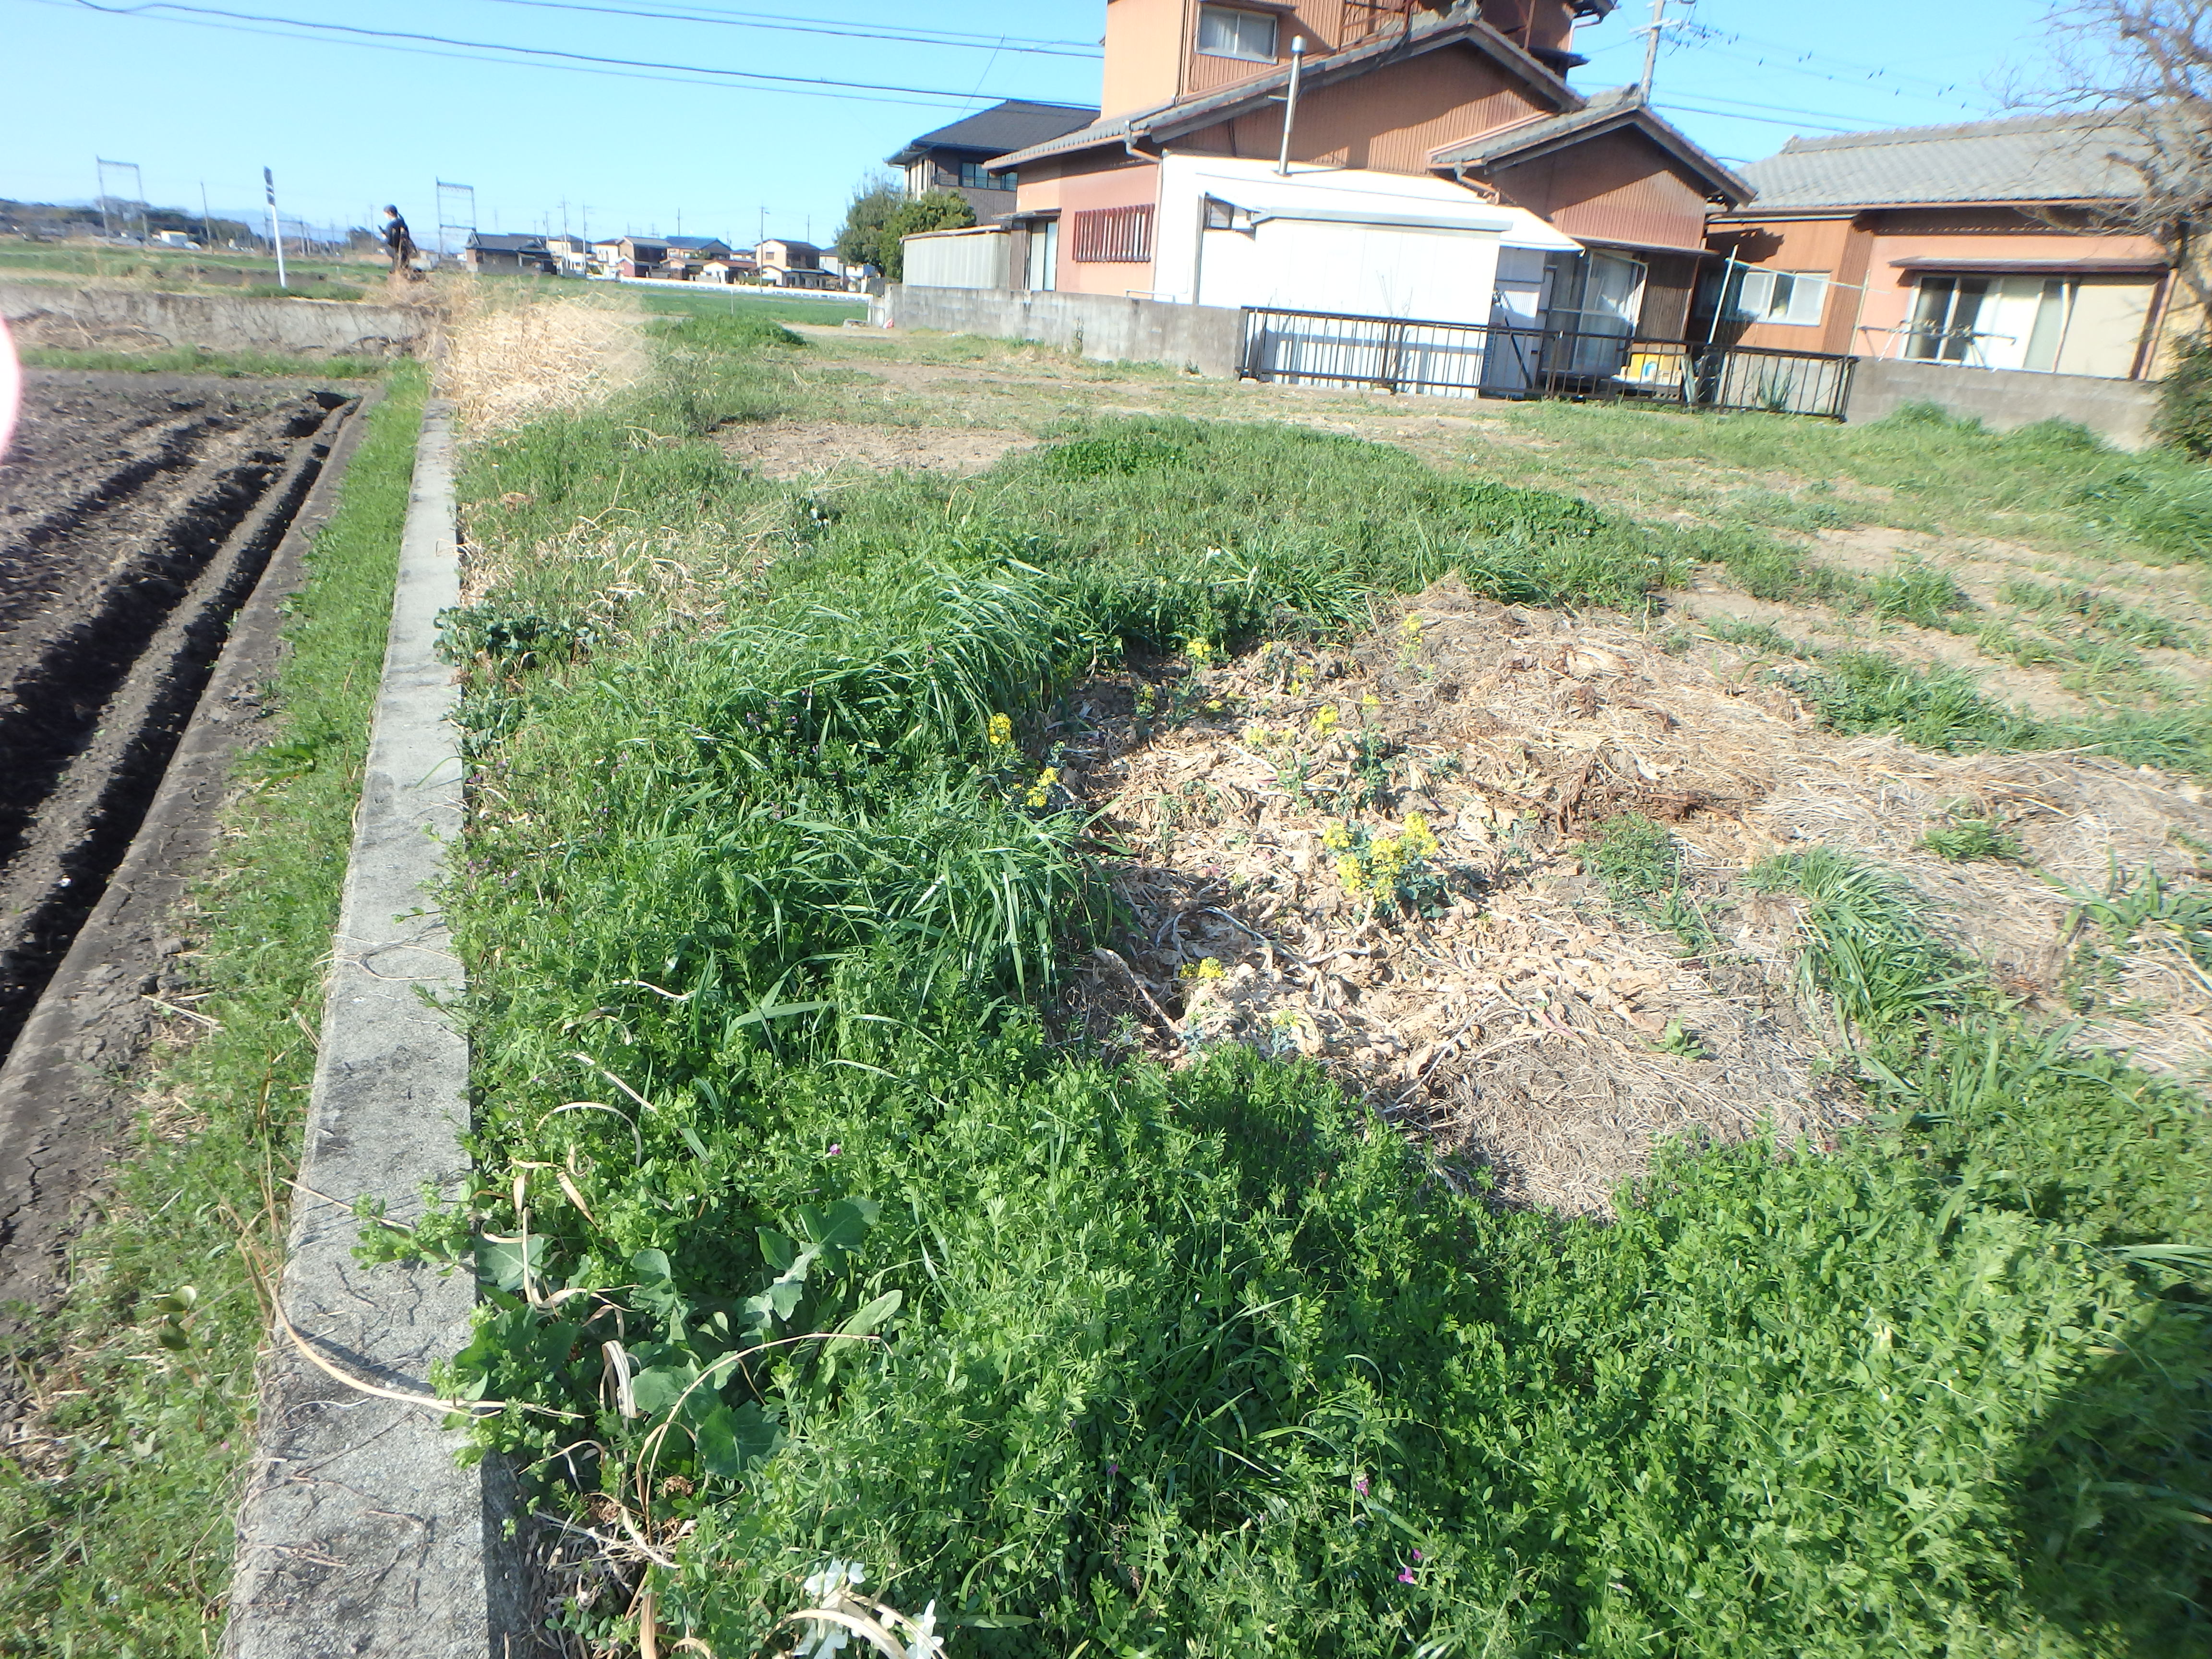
[{"xmin": 225, "ymin": 401, "xmax": 515, "ymax": 1656}]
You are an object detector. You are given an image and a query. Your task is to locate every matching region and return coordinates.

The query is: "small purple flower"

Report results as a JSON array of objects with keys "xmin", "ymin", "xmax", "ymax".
[
  {"xmin": 827, "ymin": 1143, "xmax": 842, "ymax": 1156},
  {"xmin": 1397, "ymin": 1569, "xmax": 1416, "ymax": 1584},
  {"xmin": 1353, "ymin": 1476, "xmax": 1368, "ymax": 1497},
  {"xmin": 1411, "ymin": 1549, "xmax": 1422, "ymax": 1561},
  {"xmin": 1106, "ymin": 1461, "xmax": 1118, "ymax": 1477}
]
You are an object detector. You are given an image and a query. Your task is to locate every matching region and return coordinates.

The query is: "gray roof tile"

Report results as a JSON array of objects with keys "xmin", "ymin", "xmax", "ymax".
[
  {"xmin": 887, "ymin": 99, "xmax": 1098, "ymax": 167},
  {"xmin": 1735, "ymin": 113, "xmax": 2146, "ymax": 210}
]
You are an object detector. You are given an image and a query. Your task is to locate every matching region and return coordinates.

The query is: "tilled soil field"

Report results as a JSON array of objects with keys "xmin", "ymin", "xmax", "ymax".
[{"xmin": 0, "ymin": 370, "xmax": 361, "ymax": 1316}]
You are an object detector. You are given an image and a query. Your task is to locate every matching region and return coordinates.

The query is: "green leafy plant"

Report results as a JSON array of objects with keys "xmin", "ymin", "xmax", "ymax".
[{"xmin": 1920, "ymin": 808, "xmax": 2026, "ymax": 862}]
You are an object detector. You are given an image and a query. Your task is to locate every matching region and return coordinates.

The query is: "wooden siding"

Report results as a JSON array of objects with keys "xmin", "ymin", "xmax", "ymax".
[
  {"xmin": 1490, "ymin": 129, "xmax": 1715, "ymax": 253},
  {"xmin": 1174, "ymin": 46, "xmax": 1543, "ymax": 174}
]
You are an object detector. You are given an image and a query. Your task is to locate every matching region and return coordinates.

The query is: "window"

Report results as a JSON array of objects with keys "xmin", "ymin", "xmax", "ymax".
[
  {"xmin": 957, "ymin": 161, "xmax": 1015, "ymax": 191},
  {"xmin": 1729, "ymin": 267, "xmax": 1828, "ymax": 326},
  {"xmin": 1071, "ymin": 204, "xmax": 1155, "ymax": 263},
  {"xmin": 1197, "ymin": 5, "xmax": 1278, "ymax": 61},
  {"xmin": 1906, "ymin": 276, "xmax": 1992, "ymax": 363}
]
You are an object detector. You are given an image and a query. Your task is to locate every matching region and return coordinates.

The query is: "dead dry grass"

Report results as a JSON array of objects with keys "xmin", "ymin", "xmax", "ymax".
[
  {"xmin": 1051, "ymin": 580, "xmax": 2212, "ymax": 1213},
  {"xmin": 719, "ymin": 416, "xmax": 1034, "ymax": 480},
  {"xmin": 440, "ymin": 285, "xmax": 646, "ymax": 434}
]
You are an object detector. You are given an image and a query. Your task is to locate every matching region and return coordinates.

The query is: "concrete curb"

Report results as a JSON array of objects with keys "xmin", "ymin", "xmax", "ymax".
[{"xmin": 225, "ymin": 400, "xmax": 513, "ymax": 1656}]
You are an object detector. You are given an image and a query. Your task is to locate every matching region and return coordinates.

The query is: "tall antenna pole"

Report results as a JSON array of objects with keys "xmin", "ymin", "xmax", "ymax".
[
  {"xmin": 1276, "ymin": 36, "xmax": 1307, "ymax": 176},
  {"xmin": 1638, "ymin": 0, "xmax": 1668, "ymax": 96},
  {"xmin": 200, "ymin": 181, "xmax": 214, "ymax": 249},
  {"xmin": 264, "ymin": 168, "xmax": 288, "ymax": 287}
]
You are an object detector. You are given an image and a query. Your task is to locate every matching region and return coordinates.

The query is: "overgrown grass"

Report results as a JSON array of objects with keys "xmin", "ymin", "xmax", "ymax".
[
  {"xmin": 428, "ymin": 326, "xmax": 2209, "ymax": 1658},
  {"xmin": 17, "ymin": 345, "xmax": 390, "ymax": 378},
  {"xmin": 634, "ymin": 285, "xmax": 866, "ymax": 326},
  {"xmin": 0, "ymin": 364, "xmax": 424, "ymax": 1655},
  {"xmin": 1788, "ymin": 649, "xmax": 2212, "ymax": 776}
]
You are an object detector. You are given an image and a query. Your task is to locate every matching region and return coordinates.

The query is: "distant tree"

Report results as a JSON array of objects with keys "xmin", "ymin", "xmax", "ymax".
[
  {"xmin": 833, "ymin": 171, "xmax": 903, "ymax": 272},
  {"xmin": 878, "ymin": 190, "xmax": 976, "ymax": 281}
]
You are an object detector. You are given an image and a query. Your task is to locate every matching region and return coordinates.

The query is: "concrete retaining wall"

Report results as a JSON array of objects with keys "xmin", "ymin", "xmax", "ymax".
[
  {"xmin": 1844, "ymin": 356, "xmax": 2161, "ymax": 449},
  {"xmin": 0, "ymin": 282, "xmax": 427, "ymax": 358},
  {"xmin": 870, "ymin": 284, "xmax": 1246, "ymax": 377}
]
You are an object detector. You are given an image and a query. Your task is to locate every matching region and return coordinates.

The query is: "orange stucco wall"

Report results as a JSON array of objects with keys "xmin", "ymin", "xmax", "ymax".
[
  {"xmin": 1015, "ymin": 156, "xmax": 1166, "ymax": 295},
  {"xmin": 1177, "ymin": 46, "xmax": 1542, "ymax": 173},
  {"xmin": 1103, "ymin": 0, "xmax": 1574, "ymax": 118},
  {"xmin": 1489, "ymin": 128, "xmax": 1715, "ymax": 254}
]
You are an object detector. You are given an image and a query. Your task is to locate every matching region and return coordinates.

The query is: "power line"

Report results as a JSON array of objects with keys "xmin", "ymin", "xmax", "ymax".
[
  {"xmin": 69, "ymin": 0, "xmax": 1037, "ymax": 105},
  {"xmin": 464, "ymin": 0, "xmax": 1101, "ymax": 59}
]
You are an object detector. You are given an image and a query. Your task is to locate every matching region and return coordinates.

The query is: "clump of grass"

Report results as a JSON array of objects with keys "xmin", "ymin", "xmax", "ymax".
[
  {"xmin": 1705, "ymin": 614, "xmax": 1808, "ymax": 655},
  {"xmin": 2078, "ymin": 466, "xmax": 2212, "ymax": 560},
  {"xmin": 1582, "ymin": 812, "xmax": 1713, "ymax": 953},
  {"xmin": 1920, "ymin": 807, "xmax": 2026, "ymax": 862},
  {"xmin": 0, "ymin": 366, "xmax": 427, "ymax": 1649},
  {"xmin": 1867, "ymin": 555, "xmax": 1973, "ymax": 628},
  {"xmin": 2000, "ymin": 577, "xmax": 2197, "ymax": 650}
]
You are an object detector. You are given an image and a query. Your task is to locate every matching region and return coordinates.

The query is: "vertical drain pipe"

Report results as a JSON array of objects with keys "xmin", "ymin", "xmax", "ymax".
[{"xmin": 1276, "ymin": 36, "xmax": 1305, "ymax": 176}]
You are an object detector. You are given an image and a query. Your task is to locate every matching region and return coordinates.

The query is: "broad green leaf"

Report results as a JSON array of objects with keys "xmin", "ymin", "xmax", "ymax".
[
  {"xmin": 839, "ymin": 1288, "xmax": 903, "ymax": 1338},
  {"xmin": 630, "ymin": 1247, "xmax": 673, "ymax": 1283},
  {"xmin": 757, "ymin": 1229, "xmax": 796, "ymax": 1273},
  {"xmin": 696, "ymin": 1400, "xmax": 783, "ymax": 1479}
]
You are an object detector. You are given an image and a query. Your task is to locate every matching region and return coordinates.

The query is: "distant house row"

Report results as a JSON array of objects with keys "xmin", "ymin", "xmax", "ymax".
[
  {"xmin": 878, "ymin": 1, "xmax": 2200, "ymax": 389},
  {"xmin": 464, "ymin": 230, "xmax": 855, "ymax": 289}
]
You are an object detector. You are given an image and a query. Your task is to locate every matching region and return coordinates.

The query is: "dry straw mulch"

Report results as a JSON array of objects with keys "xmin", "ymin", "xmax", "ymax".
[
  {"xmin": 1053, "ymin": 578, "xmax": 2212, "ymax": 1214},
  {"xmin": 439, "ymin": 284, "xmax": 647, "ymax": 435}
]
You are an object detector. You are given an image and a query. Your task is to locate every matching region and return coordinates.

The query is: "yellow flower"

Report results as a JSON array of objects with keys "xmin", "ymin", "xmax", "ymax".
[
  {"xmin": 1402, "ymin": 813, "xmax": 1436, "ymax": 856},
  {"xmin": 1180, "ymin": 956, "xmax": 1226, "ymax": 981},
  {"xmin": 1242, "ymin": 721, "xmax": 1272, "ymax": 746},
  {"xmin": 1313, "ymin": 706, "xmax": 1340, "ymax": 734},
  {"xmin": 1401, "ymin": 615, "xmax": 1422, "ymax": 635},
  {"xmin": 1321, "ymin": 823, "xmax": 1351, "ymax": 852},
  {"xmin": 1336, "ymin": 855, "xmax": 1367, "ymax": 893},
  {"xmin": 1186, "ymin": 637, "xmax": 1214, "ymax": 664},
  {"xmin": 1361, "ymin": 692, "xmax": 1380, "ymax": 709},
  {"xmin": 987, "ymin": 712, "xmax": 1013, "ymax": 748},
  {"xmin": 1024, "ymin": 766, "xmax": 1060, "ymax": 808}
]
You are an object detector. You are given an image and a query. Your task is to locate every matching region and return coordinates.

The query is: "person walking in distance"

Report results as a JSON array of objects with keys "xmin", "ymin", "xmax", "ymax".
[{"xmin": 381, "ymin": 205, "xmax": 421, "ymax": 279}]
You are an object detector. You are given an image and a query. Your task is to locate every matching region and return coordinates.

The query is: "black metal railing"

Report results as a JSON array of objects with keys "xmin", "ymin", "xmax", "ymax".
[{"xmin": 1238, "ymin": 306, "xmax": 1857, "ymax": 418}]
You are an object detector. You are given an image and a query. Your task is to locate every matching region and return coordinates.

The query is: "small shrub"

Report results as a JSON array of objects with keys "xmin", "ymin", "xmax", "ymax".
[
  {"xmin": 1038, "ymin": 432, "xmax": 1190, "ymax": 477},
  {"xmin": 2077, "ymin": 466, "xmax": 2212, "ymax": 559},
  {"xmin": 2155, "ymin": 333, "xmax": 2212, "ymax": 458}
]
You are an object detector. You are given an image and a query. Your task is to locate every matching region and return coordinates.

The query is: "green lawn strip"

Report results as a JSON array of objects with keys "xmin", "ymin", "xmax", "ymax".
[
  {"xmin": 0, "ymin": 363, "xmax": 426, "ymax": 1656},
  {"xmin": 424, "ymin": 328, "xmax": 2205, "ymax": 1657},
  {"xmin": 18, "ymin": 346, "xmax": 390, "ymax": 379},
  {"xmin": 632, "ymin": 285, "xmax": 867, "ymax": 326}
]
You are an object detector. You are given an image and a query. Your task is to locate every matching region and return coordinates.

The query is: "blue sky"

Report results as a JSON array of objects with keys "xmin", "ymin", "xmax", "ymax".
[{"xmin": 0, "ymin": 0, "xmax": 2042, "ymax": 246}]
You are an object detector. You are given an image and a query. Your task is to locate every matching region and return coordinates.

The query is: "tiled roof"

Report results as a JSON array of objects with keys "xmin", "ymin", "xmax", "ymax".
[
  {"xmin": 887, "ymin": 98, "xmax": 1099, "ymax": 167},
  {"xmin": 665, "ymin": 235, "xmax": 729, "ymax": 251},
  {"xmin": 1732, "ymin": 114, "xmax": 2147, "ymax": 210},
  {"xmin": 1433, "ymin": 85, "xmax": 1752, "ymax": 205},
  {"xmin": 989, "ymin": 14, "xmax": 1575, "ymax": 171},
  {"xmin": 468, "ymin": 233, "xmax": 548, "ymax": 252}
]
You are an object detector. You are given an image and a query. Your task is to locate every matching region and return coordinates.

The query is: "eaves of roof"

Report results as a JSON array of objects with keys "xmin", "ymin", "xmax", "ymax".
[
  {"xmin": 886, "ymin": 98, "xmax": 1100, "ymax": 167},
  {"xmin": 988, "ymin": 14, "xmax": 1579, "ymax": 172},
  {"xmin": 1431, "ymin": 86, "xmax": 1753, "ymax": 205}
]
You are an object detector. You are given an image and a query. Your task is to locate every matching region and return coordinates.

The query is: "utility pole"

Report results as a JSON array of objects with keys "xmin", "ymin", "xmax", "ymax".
[
  {"xmin": 200, "ymin": 180, "xmax": 214, "ymax": 249},
  {"xmin": 1638, "ymin": 0, "xmax": 1670, "ymax": 97},
  {"xmin": 264, "ymin": 167, "xmax": 287, "ymax": 288}
]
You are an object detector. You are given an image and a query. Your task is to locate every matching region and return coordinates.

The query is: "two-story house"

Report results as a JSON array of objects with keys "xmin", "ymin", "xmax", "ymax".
[
  {"xmin": 888, "ymin": 98, "xmax": 1102, "ymax": 221},
  {"xmin": 757, "ymin": 238, "xmax": 842, "ymax": 289},
  {"xmin": 983, "ymin": 0, "xmax": 1746, "ymax": 347}
]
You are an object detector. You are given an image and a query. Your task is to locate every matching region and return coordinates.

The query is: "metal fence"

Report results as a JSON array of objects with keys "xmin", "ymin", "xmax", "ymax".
[{"xmin": 1238, "ymin": 306, "xmax": 1855, "ymax": 418}]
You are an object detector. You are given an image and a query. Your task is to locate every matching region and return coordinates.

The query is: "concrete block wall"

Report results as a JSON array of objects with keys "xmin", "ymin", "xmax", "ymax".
[
  {"xmin": 0, "ymin": 282, "xmax": 428, "ymax": 358},
  {"xmin": 1845, "ymin": 356, "xmax": 2161, "ymax": 449},
  {"xmin": 870, "ymin": 284, "xmax": 1245, "ymax": 377}
]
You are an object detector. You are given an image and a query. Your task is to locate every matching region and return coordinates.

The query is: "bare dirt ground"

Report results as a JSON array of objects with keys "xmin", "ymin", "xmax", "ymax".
[
  {"xmin": 0, "ymin": 371, "xmax": 355, "ymax": 1326},
  {"xmin": 719, "ymin": 415, "xmax": 1034, "ymax": 479}
]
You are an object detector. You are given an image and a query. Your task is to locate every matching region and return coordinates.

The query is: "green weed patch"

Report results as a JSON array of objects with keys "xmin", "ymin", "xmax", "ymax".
[
  {"xmin": 433, "ymin": 330, "xmax": 2210, "ymax": 1658},
  {"xmin": 0, "ymin": 366, "xmax": 426, "ymax": 1653}
]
